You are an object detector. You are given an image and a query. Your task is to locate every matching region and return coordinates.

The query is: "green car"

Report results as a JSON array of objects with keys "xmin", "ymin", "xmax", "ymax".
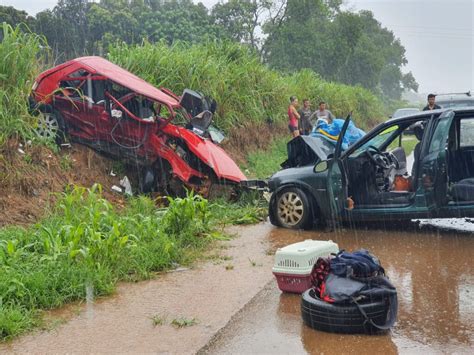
[{"xmin": 268, "ymin": 109, "xmax": 474, "ymax": 229}]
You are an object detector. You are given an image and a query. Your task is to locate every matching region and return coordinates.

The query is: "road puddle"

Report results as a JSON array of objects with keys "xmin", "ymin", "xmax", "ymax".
[{"xmin": 202, "ymin": 222, "xmax": 474, "ymax": 354}]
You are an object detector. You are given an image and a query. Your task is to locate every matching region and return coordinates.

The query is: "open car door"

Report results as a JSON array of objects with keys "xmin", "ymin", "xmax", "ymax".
[
  {"xmin": 419, "ymin": 110, "xmax": 455, "ymax": 208},
  {"xmin": 326, "ymin": 114, "xmax": 352, "ymax": 221}
]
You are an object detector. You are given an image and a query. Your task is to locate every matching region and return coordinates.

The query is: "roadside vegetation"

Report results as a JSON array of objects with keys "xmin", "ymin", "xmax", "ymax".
[
  {"xmin": 0, "ymin": 23, "xmax": 45, "ymax": 146},
  {"xmin": 0, "ymin": 15, "xmax": 398, "ymax": 341},
  {"xmin": 0, "ymin": 185, "xmax": 266, "ymax": 340},
  {"xmin": 109, "ymin": 41, "xmax": 385, "ymax": 132},
  {"xmin": 242, "ymin": 137, "xmax": 288, "ymax": 179}
]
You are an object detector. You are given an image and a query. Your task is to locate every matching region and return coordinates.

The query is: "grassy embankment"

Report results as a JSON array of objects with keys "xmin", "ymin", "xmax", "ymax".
[{"xmin": 0, "ymin": 25, "xmax": 387, "ymax": 339}]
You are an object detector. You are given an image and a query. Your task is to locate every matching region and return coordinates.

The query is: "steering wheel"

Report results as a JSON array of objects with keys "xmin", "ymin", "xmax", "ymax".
[{"xmin": 365, "ymin": 145, "xmax": 391, "ymax": 169}]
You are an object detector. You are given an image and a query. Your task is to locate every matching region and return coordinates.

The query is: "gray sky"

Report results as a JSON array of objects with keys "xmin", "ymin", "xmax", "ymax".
[{"xmin": 2, "ymin": 0, "xmax": 473, "ymax": 94}]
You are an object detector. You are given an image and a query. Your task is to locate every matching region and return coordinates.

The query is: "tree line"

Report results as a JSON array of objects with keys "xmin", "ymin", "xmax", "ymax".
[{"xmin": 0, "ymin": 0, "xmax": 418, "ymax": 100}]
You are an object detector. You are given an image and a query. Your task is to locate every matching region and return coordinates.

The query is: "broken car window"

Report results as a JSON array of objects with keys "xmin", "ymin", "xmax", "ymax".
[{"xmin": 460, "ymin": 118, "xmax": 474, "ymax": 148}]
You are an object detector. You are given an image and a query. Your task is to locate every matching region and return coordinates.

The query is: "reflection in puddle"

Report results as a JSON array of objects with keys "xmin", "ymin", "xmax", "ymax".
[{"xmin": 204, "ymin": 223, "xmax": 474, "ymax": 354}]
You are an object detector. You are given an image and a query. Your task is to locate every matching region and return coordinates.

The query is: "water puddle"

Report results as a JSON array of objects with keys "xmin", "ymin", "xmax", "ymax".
[{"xmin": 202, "ymin": 222, "xmax": 474, "ymax": 354}]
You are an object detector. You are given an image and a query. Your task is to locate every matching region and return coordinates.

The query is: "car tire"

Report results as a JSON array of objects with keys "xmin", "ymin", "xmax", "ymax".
[
  {"xmin": 36, "ymin": 109, "xmax": 66, "ymax": 145},
  {"xmin": 273, "ymin": 187, "xmax": 311, "ymax": 229},
  {"xmin": 301, "ymin": 289, "xmax": 390, "ymax": 334},
  {"xmin": 268, "ymin": 193, "xmax": 281, "ymax": 227}
]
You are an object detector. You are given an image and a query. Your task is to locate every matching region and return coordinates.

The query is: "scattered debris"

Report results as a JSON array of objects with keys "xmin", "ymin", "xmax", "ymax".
[
  {"xmin": 60, "ymin": 143, "xmax": 72, "ymax": 148},
  {"xmin": 263, "ymin": 191, "xmax": 272, "ymax": 203},
  {"xmin": 111, "ymin": 185, "xmax": 123, "ymax": 193},
  {"xmin": 110, "ymin": 170, "xmax": 116, "ymax": 177},
  {"xmin": 17, "ymin": 148, "xmax": 25, "ymax": 155},
  {"xmin": 120, "ymin": 176, "xmax": 133, "ymax": 196}
]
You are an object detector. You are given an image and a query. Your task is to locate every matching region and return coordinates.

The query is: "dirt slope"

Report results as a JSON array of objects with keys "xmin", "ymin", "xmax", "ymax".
[{"xmin": 0, "ymin": 140, "xmax": 126, "ymax": 227}]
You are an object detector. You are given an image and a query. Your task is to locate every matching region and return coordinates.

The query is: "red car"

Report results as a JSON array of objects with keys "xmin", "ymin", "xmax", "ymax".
[{"xmin": 30, "ymin": 56, "xmax": 247, "ymax": 195}]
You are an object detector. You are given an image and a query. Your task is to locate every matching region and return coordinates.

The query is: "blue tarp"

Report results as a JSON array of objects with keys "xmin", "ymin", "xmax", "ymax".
[{"xmin": 310, "ymin": 118, "xmax": 365, "ymax": 150}]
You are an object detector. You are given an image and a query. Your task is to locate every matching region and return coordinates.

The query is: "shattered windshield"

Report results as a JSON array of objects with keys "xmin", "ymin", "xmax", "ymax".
[{"xmin": 352, "ymin": 125, "xmax": 399, "ymax": 156}]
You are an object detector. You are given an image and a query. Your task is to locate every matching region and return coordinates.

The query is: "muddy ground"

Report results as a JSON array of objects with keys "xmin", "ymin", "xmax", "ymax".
[{"xmin": 2, "ymin": 220, "xmax": 474, "ymax": 354}]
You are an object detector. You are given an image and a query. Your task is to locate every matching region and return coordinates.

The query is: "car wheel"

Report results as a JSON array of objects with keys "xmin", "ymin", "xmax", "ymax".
[
  {"xmin": 268, "ymin": 193, "xmax": 281, "ymax": 227},
  {"xmin": 301, "ymin": 289, "xmax": 390, "ymax": 334},
  {"xmin": 274, "ymin": 187, "xmax": 311, "ymax": 229},
  {"xmin": 36, "ymin": 110, "xmax": 66, "ymax": 144}
]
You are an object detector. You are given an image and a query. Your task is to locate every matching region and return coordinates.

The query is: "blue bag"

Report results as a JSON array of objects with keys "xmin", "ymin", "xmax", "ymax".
[{"xmin": 330, "ymin": 249, "xmax": 384, "ymax": 278}]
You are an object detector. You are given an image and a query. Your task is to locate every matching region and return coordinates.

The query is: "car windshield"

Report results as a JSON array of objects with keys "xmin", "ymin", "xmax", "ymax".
[
  {"xmin": 351, "ymin": 125, "xmax": 399, "ymax": 156},
  {"xmin": 437, "ymin": 99, "xmax": 474, "ymax": 109}
]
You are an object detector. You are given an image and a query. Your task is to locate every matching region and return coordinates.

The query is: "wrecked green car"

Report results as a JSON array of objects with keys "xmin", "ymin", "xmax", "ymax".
[{"xmin": 269, "ymin": 109, "xmax": 474, "ymax": 229}]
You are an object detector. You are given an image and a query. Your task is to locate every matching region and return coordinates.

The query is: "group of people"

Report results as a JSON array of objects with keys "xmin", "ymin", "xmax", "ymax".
[
  {"xmin": 287, "ymin": 96, "xmax": 335, "ymax": 138},
  {"xmin": 288, "ymin": 93, "xmax": 442, "ymax": 139}
]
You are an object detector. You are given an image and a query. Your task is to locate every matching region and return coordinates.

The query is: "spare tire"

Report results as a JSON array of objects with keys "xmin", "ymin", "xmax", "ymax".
[{"xmin": 301, "ymin": 289, "xmax": 391, "ymax": 334}]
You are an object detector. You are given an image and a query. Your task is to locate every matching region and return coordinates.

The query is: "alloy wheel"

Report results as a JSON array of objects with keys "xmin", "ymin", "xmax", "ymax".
[
  {"xmin": 277, "ymin": 191, "xmax": 304, "ymax": 226},
  {"xmin": 36, "ymin": 112, "xmax": 59, "ymax": 140}
]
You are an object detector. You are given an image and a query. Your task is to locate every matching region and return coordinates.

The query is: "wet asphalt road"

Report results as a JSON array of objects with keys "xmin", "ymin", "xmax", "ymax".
[{"xmin": 201, "ymin": 219, "xmax": 474, "ymax": 354}]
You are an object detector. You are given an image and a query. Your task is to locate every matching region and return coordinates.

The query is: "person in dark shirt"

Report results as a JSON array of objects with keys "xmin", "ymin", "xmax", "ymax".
[
  {"xmin": 423, "ymin": 94, "xmax": 441, "ymax": 111},
  {"xmin": 298, "ymin": 99, "xmax": 313, "ymax": 135}
]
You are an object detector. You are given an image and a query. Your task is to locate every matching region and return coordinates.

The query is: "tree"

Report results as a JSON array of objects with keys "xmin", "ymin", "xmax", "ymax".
[
  {"xmin": 0, "ymin": 6, "xmax": 34, "ymax": 28},
  {"xmin": 211, "ymin": 0, "xmax": 272, "ymax": 52},
  {"xmin": 263, "ymin": 2, "xmax": 418, "ymax": 99}
]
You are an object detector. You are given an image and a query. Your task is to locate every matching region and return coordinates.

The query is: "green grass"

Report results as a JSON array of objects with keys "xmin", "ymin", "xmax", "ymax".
[
  {"xmin": 108, "ymin": 41, "xmax": 386, "ymax": 132},
  {"xmin": 171, "ymin": 317, "xmax": 198, "ymax": 328},
  {"xmin": 0, "ymin": 184, "xmax": 274, "ymax": 341},
  {"xmin": 0, "ymin": 186, "xmax": 222, "ymax": 340},
  {"xmin": 209, "ymin": 190, "xmax": 268, "ymax": 227},
  {"xmin": 242, "ymin": 136, "xmax": 288, "ymax": 179},
  {"xmin": 0, "ymin": 23, "xmax": 48, "ymax": 146}
]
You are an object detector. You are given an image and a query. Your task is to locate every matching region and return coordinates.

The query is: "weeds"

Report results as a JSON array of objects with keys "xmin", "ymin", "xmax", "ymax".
[
  {"xmin": 59, "ymin": 154, "xmax": 73, "ymax": 171},
  {"xmin": 150, "ymin": 314, "xmax": 166, "ymax": 327},
  {"xmin": 210, "ymin": 190, "xmax": 267, "ymax": 227},
  {"xmin": 0, "ymin": 185, "xmax": 218, "ymax": 340},
  {"xmin": 171, "ymin": 317, "xmax": 198, "ymax": 328},
  {"xmin": 0, "ymin": 23, "xmax": 48, "ymax": 146},
  {"xmin": 242, "ymin": 137, "xmax": 288, "ymax": 179},
  {"xmin": 225, "ymin": 264, "xmax": 234, "ymax": 270}
]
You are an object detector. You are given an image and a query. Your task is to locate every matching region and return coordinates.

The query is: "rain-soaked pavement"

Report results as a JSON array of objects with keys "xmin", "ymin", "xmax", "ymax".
[
  {"xmin": 2, "ymin": 219, "xmax": 474, "ymax": 354},
  {"xmin": 201, "ymin": 219, "xmax": 474, "ymax": 354}
]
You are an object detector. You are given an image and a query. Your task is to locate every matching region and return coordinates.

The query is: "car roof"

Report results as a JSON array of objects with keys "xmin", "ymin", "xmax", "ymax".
[
  {"xmin": 394, "ymin": 108, "xmax": 419, "ymax": 111},
  {"xmin": 43, "ymin": 56, "xmax": 180, "ymax": 107}
]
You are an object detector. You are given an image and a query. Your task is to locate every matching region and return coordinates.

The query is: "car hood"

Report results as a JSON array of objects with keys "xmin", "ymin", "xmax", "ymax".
[
  {"xmin": 174, "ymin": 126, "xmax": 247, "ymax": 182},
  {"xmin": 281, "ymin": 135, "xmax": 336, "ymax": 169}
]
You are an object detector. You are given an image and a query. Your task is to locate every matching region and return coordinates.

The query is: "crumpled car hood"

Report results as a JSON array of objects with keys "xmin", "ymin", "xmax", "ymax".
[
  {"xmin": 281, "ymin": 135, "xmax": 336, "ymax": 169},
  {"xmin": 175, "ymin": 126, "xmax": 247, "ymax": 182}
]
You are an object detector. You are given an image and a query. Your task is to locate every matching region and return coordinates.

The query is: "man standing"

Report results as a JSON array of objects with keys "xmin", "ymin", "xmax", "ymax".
[
  {"xmin": 298, "ymin": 99, "xmax": 313, "ymax": 135},
  {"xmin": 423, "ymin": 94, "xmax": 441, "ymax": 111},
  {"xmin": 314, "ymin": 101, "xmax": 335, "ymax": 124}
]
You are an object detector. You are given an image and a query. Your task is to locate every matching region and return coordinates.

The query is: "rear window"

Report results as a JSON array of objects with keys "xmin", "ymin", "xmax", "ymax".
[{"xmin": 460, "ymin": 118, "xmax": 474, "ymax": 147}]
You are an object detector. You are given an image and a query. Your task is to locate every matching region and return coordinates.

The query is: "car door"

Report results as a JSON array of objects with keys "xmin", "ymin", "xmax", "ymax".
[
  {"xmin": 419, "ymin": 110, "xmax": 455, "ymax": 208},
  {"xmin": 53, "ymin": 71, "xmax": 99, "ymax": 141},
  {"xmin": 326, "ymin": 115, "xmax": 352, "ymax": 220}
]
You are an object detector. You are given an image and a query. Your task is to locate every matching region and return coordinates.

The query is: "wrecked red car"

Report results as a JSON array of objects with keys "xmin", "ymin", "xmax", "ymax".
[{"xmin": 29, "ymin": 56, "xmax": 247, "ymax": 195}]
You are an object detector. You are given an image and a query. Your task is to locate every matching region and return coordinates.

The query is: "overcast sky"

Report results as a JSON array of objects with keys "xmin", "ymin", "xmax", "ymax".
[{"xmin": 2, "ymin": 0, "xmax": 473, "ymax": 94}]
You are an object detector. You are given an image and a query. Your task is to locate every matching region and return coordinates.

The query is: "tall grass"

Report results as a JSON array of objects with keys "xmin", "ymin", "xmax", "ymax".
[
  {"xmin": 108, "ymin": 41, "xmax": 385, "ymax": 131},
  {"xmin": 0, "ymin": 23, "xmax": 46, "ymax": 146},
  {"xmin": 0, "ymin": 185, "xmax": 220, "ymax": 340}
]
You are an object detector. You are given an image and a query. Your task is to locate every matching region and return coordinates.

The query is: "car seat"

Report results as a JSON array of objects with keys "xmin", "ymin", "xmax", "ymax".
[{"xmin": 451, "ymin": 178, "xmax": 474, "ymax": 201}]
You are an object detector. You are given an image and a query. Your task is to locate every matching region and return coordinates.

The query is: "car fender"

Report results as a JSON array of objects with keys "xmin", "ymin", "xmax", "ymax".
[
  {"xmin": 162, "ymin": 125, "xmax": 246, "ymax": 182},
  {"xmin": 272, "ymin": 181, "xmax": 330, "ymax": 220},
  {"xmin": 148, "ymin": 134, "xmax": 205, "ymax": 183}
]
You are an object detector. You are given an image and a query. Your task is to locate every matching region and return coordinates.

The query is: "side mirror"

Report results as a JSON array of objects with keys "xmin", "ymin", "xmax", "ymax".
[{"xmin": 314, "ymin": 160, "xmax": 328, "ymax": 173}]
